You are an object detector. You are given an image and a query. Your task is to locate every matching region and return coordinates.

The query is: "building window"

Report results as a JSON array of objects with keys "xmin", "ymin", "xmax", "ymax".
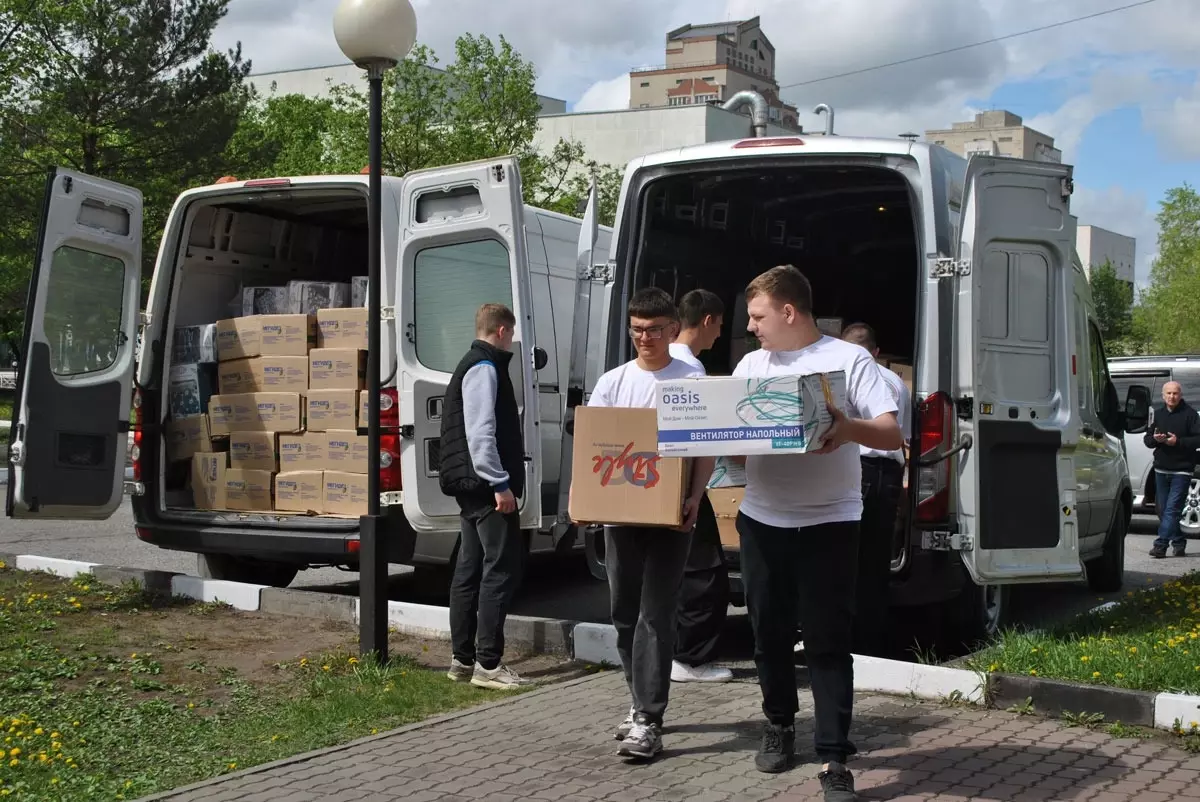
[
  {"xmin": 640, "ymin": 81, "xmax": 649, "ymax": 87},
  {"xmin": 935, "ymin": 139, "xmax": 945, "ymax": 145},
  {"xmin": 750, "ymin": 39, "xmax": 757, "ymax": 48},
  {"xmin": 639, "ymin": 103, "xmax": 650, "ymax": 108},
  {"xmin": 676, "ymin": 79, "xmax": 684, "ymax": 84},
  {"xmin": 999, "ymin": 136, "xmax": 1013, "ymax": 142},
  {"xmin": 702, "ymin": 76, "xmax": 714, "ymax": 81}
]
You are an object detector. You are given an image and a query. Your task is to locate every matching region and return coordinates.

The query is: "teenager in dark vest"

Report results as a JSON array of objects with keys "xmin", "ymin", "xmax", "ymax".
[{"xmin": 441, "ymin": 303, "xmax": 531, "ymax": 690}]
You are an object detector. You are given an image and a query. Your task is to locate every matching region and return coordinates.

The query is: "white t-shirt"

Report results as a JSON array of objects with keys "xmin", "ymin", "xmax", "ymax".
[
  {"xmin": 588, "ymin": 357, "xmax": 705, "ymax": 409},
  {"xmin": 668, "ymin": 342, "xmax": 705, "ymax": 373},
  {"xmin": 860, "ymin": 365, "xmax": 911, "ymax": 464},
  {"xmin": 733, "ymin": 336, "xmax": 899, "ymax": 529}
]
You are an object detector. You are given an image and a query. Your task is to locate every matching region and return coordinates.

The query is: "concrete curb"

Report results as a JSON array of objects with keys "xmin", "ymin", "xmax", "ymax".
[{"xmin": 990, "ymin": 672, "xmax": 1158, "ymax": 727}]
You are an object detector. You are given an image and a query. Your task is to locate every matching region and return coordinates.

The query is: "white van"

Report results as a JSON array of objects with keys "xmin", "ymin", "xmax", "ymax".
[{"xmin": 6, "ymin": 111, "xmax": 1137, "ymax": 638}]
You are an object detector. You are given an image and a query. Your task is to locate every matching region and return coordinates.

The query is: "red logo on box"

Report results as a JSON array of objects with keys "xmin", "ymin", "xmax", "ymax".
[{"xmin": 592, "ymin": 443, "xmax": 661, "ymax": 489}]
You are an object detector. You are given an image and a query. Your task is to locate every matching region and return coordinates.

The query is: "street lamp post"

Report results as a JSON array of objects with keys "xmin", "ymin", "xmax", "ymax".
[{"xmin": 333, "ymin": 0, "xmax": 417, "ymax": 664}]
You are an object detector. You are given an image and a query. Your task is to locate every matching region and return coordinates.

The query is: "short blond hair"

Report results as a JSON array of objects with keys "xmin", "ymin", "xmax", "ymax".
[
  {"xmin": 745, "ymin": 265, "xmax": 813, "ymax": 315},
  {"xmin": 475, "ymin": 303, "xmax": 516, "ymax": 336}
]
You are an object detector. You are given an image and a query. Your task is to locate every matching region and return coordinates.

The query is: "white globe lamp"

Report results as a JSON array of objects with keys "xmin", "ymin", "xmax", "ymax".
[{"xmin": 333, "ymin": 0, "xmax": 417, "ymax": 68}]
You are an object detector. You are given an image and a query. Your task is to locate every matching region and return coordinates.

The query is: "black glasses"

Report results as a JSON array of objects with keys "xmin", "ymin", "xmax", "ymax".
[{"xmin": 628, "ymin": 325, "xmax": 668, "ymax": 340}]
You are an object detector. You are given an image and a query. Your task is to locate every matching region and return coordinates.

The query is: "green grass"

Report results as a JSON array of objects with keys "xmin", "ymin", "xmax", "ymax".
[
  {"xmin": 969, "ymin": 572, "xmax": 1200, "ymax": 699},
  {"xmin": 0, "ymin": 563, "xmax": 519, "ymax": 801}
]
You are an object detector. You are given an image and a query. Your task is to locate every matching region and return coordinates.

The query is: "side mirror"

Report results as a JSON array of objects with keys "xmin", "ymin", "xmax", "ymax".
[
  {"xmin": 1124, "ymin": 384, "xmax": 1151, "ymax": 434},
  {"xmin": 533, "ymin": 346, "xmax": 549, "ymax": 371}
]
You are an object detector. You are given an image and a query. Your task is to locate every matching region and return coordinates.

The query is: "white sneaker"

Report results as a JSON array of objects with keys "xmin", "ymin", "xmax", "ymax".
[
  {"xmin": 794, "ymin": 640, "xmax": 805, "ymax": 653},
  {"xmin": 470, "ymin": 663, "xmax": 532, "ymax": 690},
  {"xmin": 671, "ymin": 660, "xmax": 733, "ymax": 683},
  {"xmin": 614, "ymin": 705, "xmax": 636, "ymax": 741},
  {"xmin": 446, "ymin": 657, "xmax": 473, "ymax": 682}
]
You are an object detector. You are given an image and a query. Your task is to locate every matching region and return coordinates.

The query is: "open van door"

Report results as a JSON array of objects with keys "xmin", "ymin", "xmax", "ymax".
[
  {"xmin": 952, "ymin": 156, "xmax": 1084, "ymax": 584},
  {"xmin": 396, "ymin": 157, "xmax": 541, "ymax": 533},
  {"xmin": 6, "ymin": 169, "xmax": 142, "ymax": 519}
]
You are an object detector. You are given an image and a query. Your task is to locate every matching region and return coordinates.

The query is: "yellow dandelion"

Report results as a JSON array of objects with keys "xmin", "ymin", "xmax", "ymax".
[
  {"xmin": 1116, "ymin": 673, "xmax": 1125, "ymax": 679},
  {"xmin": 228, "ymin": 762, "xmax": 237, "ymax": 771},
  {"xmin": 8, "ymin": 749, "xmax": 18, "ymax": 758},
  {"xmin": 33, "ymin": 728, "xmax": 42, "ymax": 736},
  {"xmin": 1129, "ymin": 647, "xmax": 1138, "ymax": 654},
  {"xmin": 1092, "ymin": 672, "xmax": 1101, "ymax": 678},
  {"xmin": 187, "ymin": 703, "xmax": 195, "ymax": 710},
  {"xmin": 1081, "ymin": 656, "xmax": 1090, "ymax": 662},
  {"xmin": 348, "ymin": 657, "xmax": 359, "ymax": 665},
  {"xmin": 1030, "ymin": 669, "xmax": 1038, "ymax": 676},
  {"xmin": 322, "ymin": 665, "xmax": 331, "ymax": 672},
  {"xmin": 7, "ymin": 760, "xmax": 16, "ymax": 768}
]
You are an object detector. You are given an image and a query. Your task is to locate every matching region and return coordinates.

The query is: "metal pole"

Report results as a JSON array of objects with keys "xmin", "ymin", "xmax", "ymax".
[{"xmin": 359, "ymin": 62, "xmax": 387, "ymax": 664}]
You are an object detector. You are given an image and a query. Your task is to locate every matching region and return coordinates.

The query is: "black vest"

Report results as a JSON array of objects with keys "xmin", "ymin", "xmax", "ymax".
[{"xmin": 439, "ymin": 340, "xmax": 525, "ymax": 499}]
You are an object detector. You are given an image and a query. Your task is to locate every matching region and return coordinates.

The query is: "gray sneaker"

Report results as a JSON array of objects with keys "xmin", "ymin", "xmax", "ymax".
[
  {"xmin": 470, "ymin": 663, "xmax": 531, "ymax": 690},
  {"xmin": 614, "ymin": 706, "xmax": 636, "ymax": 740},
  {"xmin": 446, "ymin": 658, "xmax": 473, "ymax": 683},
  {"xmin": 616, "ymin": 715, "xmax": 662, "ymax": 760}
]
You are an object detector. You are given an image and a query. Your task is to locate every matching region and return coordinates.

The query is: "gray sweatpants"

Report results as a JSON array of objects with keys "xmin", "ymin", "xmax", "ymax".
[{"xmin": 605, "ymin": 525, "xmax": 691, "ymax": 725}]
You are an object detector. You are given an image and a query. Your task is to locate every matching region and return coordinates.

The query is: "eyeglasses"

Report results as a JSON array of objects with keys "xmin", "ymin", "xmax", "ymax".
[{"xmin": 628, "ymin": 325, "xmax": 668, "ymax": 340}]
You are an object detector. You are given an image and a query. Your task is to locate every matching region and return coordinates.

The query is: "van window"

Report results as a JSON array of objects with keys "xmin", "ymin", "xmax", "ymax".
[
  {"xmin": 413, "ymin": 239, "xmax": 513, "ymax": 373},
  {"xmin": 43, "ymin": 246, "xmax": 126, "ymax": 376},
  {"xmin": 1087, "ymin": 321, "xmax": 1110, "ymax": 411}
]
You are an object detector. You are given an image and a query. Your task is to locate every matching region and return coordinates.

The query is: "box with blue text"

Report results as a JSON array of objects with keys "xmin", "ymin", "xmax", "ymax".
[{"xmin": 655, "ymin": 371, "xmax": 847, "ymax": 457}]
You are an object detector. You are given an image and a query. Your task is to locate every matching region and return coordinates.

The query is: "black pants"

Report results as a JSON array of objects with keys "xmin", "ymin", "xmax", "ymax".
[
  {"xmin": 449, "ymin": 504, "xmax": 524, "ymax": 670},
  {"xmin": 675, "ymin": 493, "xmax": 729, "ymax": 667},
  {"xmin": 606, "ymin": 525, "xmax": 691, "ymax": 725},
  {"xmin": 855, "ymin": 457, "xmax": 905, "ymax": 657},
  {"xmin": 738, "ymin": 511, "xmax": 859, "ymax": 764}
]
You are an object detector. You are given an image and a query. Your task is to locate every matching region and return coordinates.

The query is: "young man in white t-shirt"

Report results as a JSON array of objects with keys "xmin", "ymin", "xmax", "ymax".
[
  {"xmin": 667, "ymin": 289, "xmax": 735, "ymax": 684},
  {"xmin": 841, "ymin": 322, "xmax": 911, "ymax": 659},
  {"xmin": 733, "ymin": 266, "xmax": 900, "ymax": 801},
  {"xmin": 575, "ymin": 287, "xmax": 714, "ymax": 760}
]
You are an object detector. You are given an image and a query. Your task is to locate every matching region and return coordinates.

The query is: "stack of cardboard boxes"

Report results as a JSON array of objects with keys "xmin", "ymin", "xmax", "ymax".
[{"xmin": 166, "ymin": 279, "xmax": 374, "ymax": 517}]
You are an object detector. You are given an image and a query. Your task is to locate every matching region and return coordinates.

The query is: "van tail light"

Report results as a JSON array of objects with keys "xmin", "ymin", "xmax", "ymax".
[
  {"xmin": 379, "ymin": 388, "xmax": 399, "ymax": 428},
  {"xmin": 131, "ymin": 428, "xmax": 143, "ymax": 482},
  {"xmin": 915, "ymin": 391, "xmax": 953, "ymax": 523},
  {"xmin": 380, "ymin": 434, "xmax": 402, "ymax": 491}
]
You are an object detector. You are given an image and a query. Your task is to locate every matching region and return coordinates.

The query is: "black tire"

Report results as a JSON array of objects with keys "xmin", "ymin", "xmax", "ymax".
[
  {"xmin": 583, "ymin": 525, "xmax": 607, "ymax": 582},
  {"xmin": 1086, "ymin": 500, "xmax": 1127, "ymax": 593},
  {"xmin": 950, "ymin": 579, "xmax": 1009, "ymax": 649},
  {"xmin": 196, "ymin": 554, "xmax": 299, "ymax": 588}
]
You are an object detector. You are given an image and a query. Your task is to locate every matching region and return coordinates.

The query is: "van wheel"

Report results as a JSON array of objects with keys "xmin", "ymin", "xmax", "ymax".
[
  {"xmin": 583, "ymin": 526, "xmax": 607, "ymax": 582},
  {"xmin": 951, "ymin": 581, "xmax": 1009, "ymax": 649},
  {"xmin": 1181, "ymin": 478, "xmax": 1200, "ymax": 539},
  {"xmin": 1086, "ymin": 501, "xmax": 1127, "ymax": 593},
  {"xmin": 196, "ymin": 554, "xmax": 299, "ymax": 588}
]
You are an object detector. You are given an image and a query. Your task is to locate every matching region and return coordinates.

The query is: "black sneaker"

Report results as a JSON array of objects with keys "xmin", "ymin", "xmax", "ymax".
[
  {"xmin": 755, "ymin": 722, "xmax": 795, "ymax": 773},
  {"xmin": 1150, "ymin": 545, "xmax": 1167, "ymax": 558},
  {"xmin": 1175, "ymin": 546, "xmax": 1187, "ymax": 557},
  {"xmin": 818, "ymin": 762, "xmax": 858, "ymax": 801}
]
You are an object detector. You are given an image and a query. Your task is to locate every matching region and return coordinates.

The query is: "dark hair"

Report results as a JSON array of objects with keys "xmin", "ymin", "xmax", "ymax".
[
  {"xmin": 628, "ymin": 287, "xmax": 678, "ymax": 321},
  {"xmin": 678, "ymin": 289, "xmax": 725, "ymax": 328},
  {"xmin": 841, "ymin": 322, "xmax": 877, "ymax": 352},
  {"xmin": 475, "ymin": 303, "xmax": 516, "ymax": 335},
  {"xmin": 745, "ymin": 265, "xmax": 813, "ymax": 316}
]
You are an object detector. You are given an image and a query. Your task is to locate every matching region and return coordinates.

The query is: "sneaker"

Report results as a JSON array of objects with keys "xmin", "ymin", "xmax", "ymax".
[
  {"xmin": 818, "ymin": 762, "xmax": 858, "ymax": 801},
  {"xmin": 470, "ymin": 663, "xmax": 531, "ymax": 690},
  {"xmin": 614, "ymin": 706, "xmax": 636, "ymax": 741},
  {"xmin": 1150, "ymin": 545, "xmax": 1167, "ymax": 559},
  {"xmin": 794, "ymin": 639, "xmax": 806, "ymax": 653},
  {"xmin": 1175, "ymin": 546, "xmax": 1187, "ymax": 557},
  {"xmin": 755, "ymin": 722, "xmax": 795, "ymax": 773},
  {"xmin": 616, "ymin": 714, "xmax": 662, "ymax": 760},
  {"xmin": 671, "ymin": 660, "xmax": 733, "ymax": 683},
  {"xmin": 446, "ymin": 657, "xmax": 473, "ymax": 682}
]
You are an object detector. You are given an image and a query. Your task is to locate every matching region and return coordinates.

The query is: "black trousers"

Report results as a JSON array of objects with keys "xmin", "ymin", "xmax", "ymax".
[
  {"xmin": 738, "ymin": 511, "xmax": 859, "ymax": 764},
  {"xmin": 855, "ymin": 456, "xmax": 905, "ymax": 657},
  {"xmin": 675, "ymin": 493, "xmax": 729, "ymax": 667},
  {"xmin": 449, "ymin": 504, "xmax": 524, "ymax": 670}
]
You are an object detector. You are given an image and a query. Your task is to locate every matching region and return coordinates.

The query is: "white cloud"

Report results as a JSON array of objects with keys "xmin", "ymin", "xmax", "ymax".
[
  {"xmin": 1143, "ymin": 75, "xmax": 1200, "ymax": 162},
  {"xmin": 1071, "ymin": 184, "xmax": 1158, "ymax": 287},
  {"xmin": 573, "ymin": 74, "xmax": 630, "ymax": 112}
]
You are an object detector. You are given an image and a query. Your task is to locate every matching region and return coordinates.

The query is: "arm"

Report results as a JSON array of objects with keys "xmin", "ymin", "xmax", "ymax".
[
  {"xmin": 1182, "ymin": 409, "xmax": 1200, "ymax": 451},
  {"xmin": 461, "ymin": 362, "xmax": 510, "ymax": 491},
  {"xmin": 842, "ymin": 412, "xmax": 903, "ymax": 452},
  {"xmin": 837, "ymin": 353, "xmax": 902, "ymax": 452}
]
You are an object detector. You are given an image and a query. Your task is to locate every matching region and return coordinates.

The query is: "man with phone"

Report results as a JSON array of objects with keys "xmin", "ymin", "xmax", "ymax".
[{"xmin": 1146, "ymin": 381, "xmax": 1200, "ymax": 558}]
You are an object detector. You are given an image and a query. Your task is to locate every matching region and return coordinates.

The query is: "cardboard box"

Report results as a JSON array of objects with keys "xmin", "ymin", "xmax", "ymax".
[
  {"xmin": 168, "ymin": 363, "xmax": 215, "ymax": 418},
  {"xmin": 275, "ymin": 470, "xmax": 324, "ymax": 513},
  {"xmin": 706, "ymin": 487, "xmax": 744, "ymax": 550},
  {"xmin": 568, "ymin": 407, "xmax": 685, "ymax": 528},
  {"xmin": 706, "ymin": 456, "xmax": 747, "ymax": 489},
  {"xmin": 279, "ymin": 433, "xmax": 328, "ymax": 470},
  {"xmin": 241, "ymin": 286, "xmax": 289, "ymax": 316},
  {"xmin": 656, "ymin": 372, "xmax": 848, "ymax": 457},
  {"xmin": 191, "ymin": 452, "xmax": 227, "ymax": 510},
  {"xmin": 224, "ymin": 468, "xmax": 274, "ymax": 511},
  {"xmin": 166, "ymin": 414, "xmax": 211, "ymax": 463},
  {"xmin": 351, "ymin": 276, "xmax": 368, "ymax": 308},
  {"xmin": 215, "ymin": 314, "xmax": 315, "ymax": 361},
  {"xmin": 172, "ymin": 324, "xmax": 216, "ymax": 364},
  {"xmin": 309, "ymin": 348, "xmax": 366, "ymax": 391},
  {"xmin": 218, "ymin": 356, "xmax": 309, "ymax": 395},
  {"xmin": 229, "ymin": 431, "xmax": 280, "ymax": 472},
  {"xmin": 323, "ymin": 471, "xmax": 369, "ymax": 516},
  {"xmin": 209, "ymin": 392, "xmax": 305, "ymax": 435},
  {"xmin": 317, "ymin": 307, "xmax": 368, "ymax": 349},
  {"xmin": 307, "ymin": 390, "xmax": 358, "ymax": 432},
  {"xmin": 324, "ymin": 430, "xmax": 368, "ymax": 473},
  {"xmin": 288, "ymin": 281, "xmax": 349, "ymax": 315}
]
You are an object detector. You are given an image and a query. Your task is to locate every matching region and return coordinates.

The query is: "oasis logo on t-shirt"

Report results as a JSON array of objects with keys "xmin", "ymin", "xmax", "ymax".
[{"xmin": 591, "ymin": 442, "xmax": 661, "ymax": 488}]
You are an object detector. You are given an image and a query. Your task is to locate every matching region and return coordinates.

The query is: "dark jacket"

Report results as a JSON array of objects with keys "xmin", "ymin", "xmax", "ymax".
[
  {"xmin": 439, "ymin": 340, "xmax": 524, "ymax": 501},
  {"xmin": 1143, "ymin": 400, "xmax": 1200, "ymax": 474}
]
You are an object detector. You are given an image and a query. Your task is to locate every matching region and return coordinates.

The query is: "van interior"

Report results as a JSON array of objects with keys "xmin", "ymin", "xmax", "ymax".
[{"xmin": 161, "ymin": 187, "xmax": 368, "ymax": 518}]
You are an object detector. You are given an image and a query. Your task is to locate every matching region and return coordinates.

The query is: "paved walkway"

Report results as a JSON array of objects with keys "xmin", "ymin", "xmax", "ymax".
[{"xmin": 144, "ymin": 668, "xmax": 1200, "ymax": 802}]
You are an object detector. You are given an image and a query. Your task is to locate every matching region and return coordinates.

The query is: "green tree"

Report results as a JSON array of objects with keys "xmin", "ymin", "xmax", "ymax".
[
  {"xmin": 1140, "ymin": 184, "xmax": 1200, "ymax": 353},
  {"xmin": 1089, "ymin": 259, "xmax": 1134, "ymax": 341}
]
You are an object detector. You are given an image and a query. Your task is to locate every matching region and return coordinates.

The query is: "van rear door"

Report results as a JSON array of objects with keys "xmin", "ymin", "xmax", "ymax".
[
  {"xmin": 6, "ymin": 169, "xmax": 142, "ymax": 519},
  {"xmin": 396, "ymin": 158, "xmax": 541, "ymax": 532},
  {"xmin": 953, "ymin": 156, "xmax": 1084, "ymax": 583}
]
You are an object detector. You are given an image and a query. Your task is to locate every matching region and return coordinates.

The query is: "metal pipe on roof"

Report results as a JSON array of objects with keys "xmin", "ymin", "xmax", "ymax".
[
  {"xmin": 721, "ymin": 90, "xmax": 769, "ymax": 138},
  {"xmin": 814, "ymin": 103, "xmax": 835, "ymax": 136}
]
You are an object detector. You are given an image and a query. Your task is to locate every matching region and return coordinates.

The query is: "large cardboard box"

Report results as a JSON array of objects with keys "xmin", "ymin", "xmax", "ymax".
[
  {"xmin": 191, "ymin": 452, "xmax": 227, "ymax": 510},
  {"xmin": 309, "ymin": 348, "xmax": 366, "ymax": 390},
  {"xmin": 568, "ymin": 407, "xmax": 685, "ymax": 528},
  {"xmin": 166, "ymin": 414, "xmax": 212, "ymax": 463},
  {"xmin": 706, "ymin": 487, "xmax": 744, "ymax": 550},
  {"xmin": 324, "ymin": 430, "xmax": 368, "ymax": 473},
  {"xmin": 656, "ymin": 372, "xmax": 848, "ymax": 458},
  {"xmin": 168, "ymin": 363, "xmax": 214, "ymax": 418},
  {"xmin": 307, "ymin": 390, "xmax": 358, "ymax": 432},
  {"xmin": 275, "ymin": 470, "xmax": 324, "ymax": 513},
  {"xmin": 224, "ymin": 468, "xmax": 274, "ymax": 511},
  {"xmin": 323, "ymin": 471, "xmax": 369, "ymax": 516},
  {"xmin": 209, "ymin": 392, "xmax": 305, "ymax": 435},
  {"xmin": 316, "ymin": 307, "xmax": 368, "ymax": 349},
  {"xmin": 218, "ymin": 356, "xmax": 309, "ymax": 395},
  {"xmin": 229, "ymin": 431, "xmax": 279, "ymax": 472},
  {"xmin": 279, "ymin": 433, "xmax": 327, "ymax": 470},
  {"xmin": 215, "ymin": 314, "xmax": 315, "ymax": 361}
]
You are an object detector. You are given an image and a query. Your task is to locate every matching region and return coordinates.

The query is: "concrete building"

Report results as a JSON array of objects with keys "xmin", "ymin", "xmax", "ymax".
[
  {"xmin": 248, "ymin": 62, "xmax": 567, "ymax": 116},
  {"xmin": 1077, "ymin": 225, "xmax": 1136, "ymax": 286},
  {"xmin": 628, "ymin": 17, "xmax": 799, "ymax": 129},
  {"xmin": 924, "ymin": 110, "xmax": 1062, "ymax": 163}
]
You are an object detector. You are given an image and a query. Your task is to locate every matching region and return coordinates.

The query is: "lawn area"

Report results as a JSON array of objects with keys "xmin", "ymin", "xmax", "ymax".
[
  {"xmin": 0, "ymin": 563, "xmax": 541, "ymax": 802},
  {"xmin": 970, "ymin": 572, "xmax": 1200, "ymax": 697}
]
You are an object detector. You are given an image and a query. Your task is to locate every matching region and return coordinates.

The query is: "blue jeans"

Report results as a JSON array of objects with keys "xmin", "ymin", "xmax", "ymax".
[{"xmin": 1154, "ymin": 471, "xmax": 1192, "ymax": 550}]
